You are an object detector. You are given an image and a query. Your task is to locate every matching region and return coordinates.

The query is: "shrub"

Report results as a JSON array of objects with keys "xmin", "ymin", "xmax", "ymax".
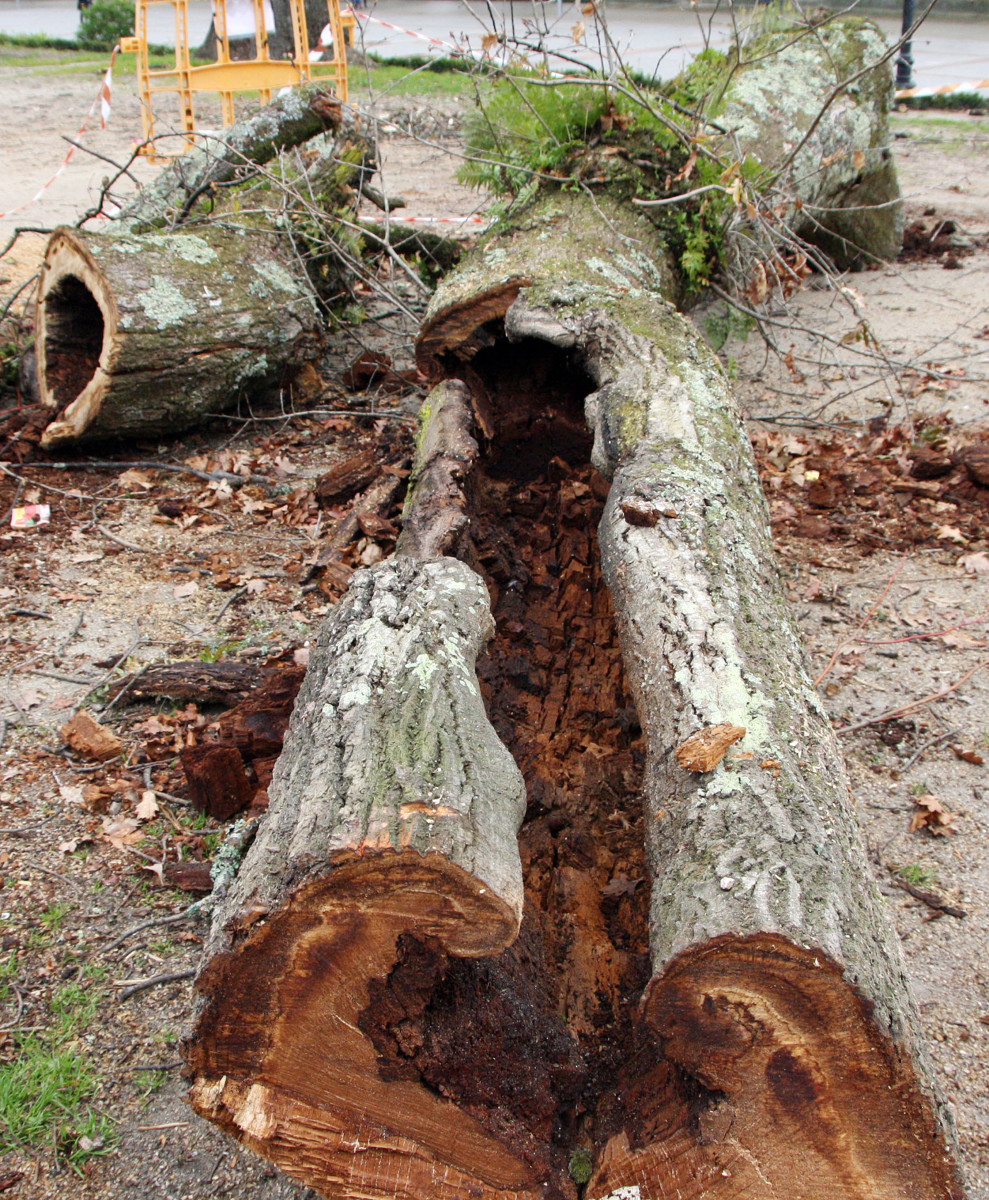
[{"xmin": 77, "ymin": 0, "xmax": 134, "ymax": 51}]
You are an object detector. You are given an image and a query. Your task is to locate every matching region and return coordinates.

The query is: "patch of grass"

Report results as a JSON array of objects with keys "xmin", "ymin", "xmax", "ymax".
[
  {"xmin": 0, "ymin": 954, "xmax": 19, "ymax": 1009},
  {"xmin": 40, "ymin": 903, "xmax": 72, "ymax": 934},
  {"xmin": 137, "ymin": 1068, "xmax": 169, "ymax": 1101},
  {"xmin": 198, "ymin": 637, "xmax": 247, "ymax": 664},
  {"xmin": 0, "ymin": 1039, "xmax": 114, "ymax": 1168},
  {"xmin": 897, "ymin": 863, "xmax": 940, "ymax": 888},
  {"xmin": 50, "ymin": 982, "xmax": 100, "ymax": 1040},
  {"xmin": 0, "ymin": 974, "xmax": 114, "ymax": 1169},
  {"xmin": 355, "ymin": 60, "xmax": 476, "ymax": 99}
]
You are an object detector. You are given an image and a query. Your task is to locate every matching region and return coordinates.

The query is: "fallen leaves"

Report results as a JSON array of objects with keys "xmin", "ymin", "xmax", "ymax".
[
  {"xmin": 909, "ymin": 794, "xmax": 960, "ymax": 837},
  {"xmin": 960, "ymin": 551, "xmax": 989, "ymax": 575}
]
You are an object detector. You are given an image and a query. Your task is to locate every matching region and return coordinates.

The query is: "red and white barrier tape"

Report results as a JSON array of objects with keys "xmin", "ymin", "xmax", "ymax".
[
  {"xmin": 342, "ymin": 8, "xmax": 465, "ymax": 55},
  {"xmin": 896, "ymin": 77, "xmax": 989, "ymax": 99},
  {"xmin": 0, "ymin": 44, "xmax": 119, "ymax": 221},
  {"xmin": 392, "ymin": 214, "xmax": 488, "ymax": 225}
]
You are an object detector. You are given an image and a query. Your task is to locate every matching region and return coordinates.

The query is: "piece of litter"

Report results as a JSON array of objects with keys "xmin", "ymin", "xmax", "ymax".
[{"xmin": 11, "ymin": 504, "xmax": 50, "ymax": 529}]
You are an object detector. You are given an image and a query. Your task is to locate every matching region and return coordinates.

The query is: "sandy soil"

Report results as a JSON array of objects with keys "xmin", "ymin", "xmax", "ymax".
[{"xmin": 0, "ymin": 51, "xmax": 988, "ymax": 1200}]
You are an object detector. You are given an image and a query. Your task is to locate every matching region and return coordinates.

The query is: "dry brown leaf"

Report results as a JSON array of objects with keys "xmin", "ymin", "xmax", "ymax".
[
  {"xmin": 244, "ymin": 578, "xmax": 266, "ymax": 595},
  {"xmin": 135, "ymin": 791, "xmax": 159, "ymax": 820},
  {"xmin": 909, "ymin": 793, "xmax": 960, "ymax": 837},
  {"xmin": 675, "ymin": 724, "xmax": 746, "ymax": 772},
  {"xmin": 602, "ymin": 874, "xmax": 641, "ymax": 898},
  {"xmin": 143, "ymin": 861, "xmax": 166, "ymax": 885},
  {"xmin": 959, "ymin": 552, "xmax": 989, "ymax": 575},
  {"xmin": 117, "ymin": 468, "xmax": 154, "ymax": 490},
  {"xmin": 951, "ymin": 745, "xmax": 985, "ymax": 766},
  {"xmin": 571, "ymin": 19, "xmax": 585, "ymax": 43},
  {"xmin": 173, "ymin": 580, "xmax": 199, "ymax": 599},
  {"xmin": 58, "ymin": 784, "xmax": 85, "ymax": 806},
  {"xmin": 940, "ymin": 631, "xmax": 987, "ymax": 649},
  {"xmin": 101, "ymin": 814, "xmax": 143, "ymax": 849}
]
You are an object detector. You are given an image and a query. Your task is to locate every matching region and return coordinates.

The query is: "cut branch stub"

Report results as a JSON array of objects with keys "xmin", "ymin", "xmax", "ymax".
[
  {"xmin": 185, "ymin": 556, "xmax": 534, "ymax": 1200},
  {"xmin": 35, "ymin": 226, "xmax": 320, "ymax": 446}
]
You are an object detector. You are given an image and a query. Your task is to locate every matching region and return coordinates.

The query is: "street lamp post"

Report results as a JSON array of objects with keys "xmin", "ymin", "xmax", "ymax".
[{"xmin": 896, "ymin": 0, "xmax": 916, "ymax": 90}]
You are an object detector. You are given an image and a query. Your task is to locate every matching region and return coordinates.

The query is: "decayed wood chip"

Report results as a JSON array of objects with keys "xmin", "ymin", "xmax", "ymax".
[
  {"xmin": 60, "ymin": 710, "xmax": 123, "ymax": 762},
  {"xmin": 675, "ymin": 723, "xmax": 746, "ymax": 772}
]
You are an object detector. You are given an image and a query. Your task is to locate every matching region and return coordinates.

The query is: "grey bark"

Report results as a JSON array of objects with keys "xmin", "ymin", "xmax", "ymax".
[
  {"xmin": 713, "ymin": 16, "xmax": 903, "ymax": 268},
  {"xmin": 184, "ymin": 556, "xmax": 532, "ymax": 1200},
  {"xmin": 117, "ymin": 83, "xmax": 358, "ymax": 233},
  {"xmin": 35, "ymin": 225, "xmax": 320, "ymax": 447}
]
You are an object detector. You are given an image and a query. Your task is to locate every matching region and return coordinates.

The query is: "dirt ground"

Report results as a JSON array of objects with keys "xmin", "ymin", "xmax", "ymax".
[{"xmin": 1, "ymin": 51, "xmax": 988, "ymax": 1200}]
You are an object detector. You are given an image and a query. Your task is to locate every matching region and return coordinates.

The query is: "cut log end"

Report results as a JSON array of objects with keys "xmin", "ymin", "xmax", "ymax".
[
  {"xmin": 591, "ymin": 934, "xmax": 962, "ymax": 1200},
  {"xmin": 185, "ymin": 851, "xmax": 536, "ymax": 1200},
  {"xmin": 36, "ymin": 231, "xmax": 115, "ymax": 447}
]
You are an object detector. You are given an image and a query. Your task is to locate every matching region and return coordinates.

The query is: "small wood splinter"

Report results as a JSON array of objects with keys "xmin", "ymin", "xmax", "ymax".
[{"xmin": 674, "ymin": 723, "xmax": 746, "ymax": 772}]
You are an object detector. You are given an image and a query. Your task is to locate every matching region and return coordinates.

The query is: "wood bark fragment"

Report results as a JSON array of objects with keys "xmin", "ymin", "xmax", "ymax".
[
  {"xmin": 60, "ymin": 710, "xmax": 123, "ymax": 761},
  {"xmin": 674, "ymin": 723, "xmax": 746, "ymax": 772}
]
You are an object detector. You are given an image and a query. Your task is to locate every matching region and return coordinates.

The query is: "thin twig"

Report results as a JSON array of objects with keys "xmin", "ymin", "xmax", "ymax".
[
  {"xmin": 0, "ymin": 815, "xmax": 58, "ymax": 837},
  {"xmin": 891, "ymin": 876, "xmax": 966, "ymax": 919},
  {"xmin": 115, "ymin": 968, "xmax": 196, "ymax": 1000},
  {"xmin": 98, "ymin": 525, "xmax": 149, "ymax": 554},
  {"xmin": 901, "ymin": 728, "xmax": 960, "ymax": 773},
  {"xmin": 215, "ymin": 586, "xmax": 247, "ymax": 622}
]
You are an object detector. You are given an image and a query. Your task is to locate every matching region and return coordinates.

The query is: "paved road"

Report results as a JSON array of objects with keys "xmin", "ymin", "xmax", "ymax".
[{"xmin": 1, "ymin": 0, "xmax": 988, "ymax": 89}]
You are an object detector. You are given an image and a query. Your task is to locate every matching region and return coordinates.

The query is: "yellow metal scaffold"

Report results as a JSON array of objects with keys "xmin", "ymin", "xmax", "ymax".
[{"xmin": 122, "ymin": 0, "xmax": 352, "ymax": 156}]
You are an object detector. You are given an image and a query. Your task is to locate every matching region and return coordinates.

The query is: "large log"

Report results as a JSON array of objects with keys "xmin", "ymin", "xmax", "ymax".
[
  {"xmin": 413, "ymin": 193, "xmax": 962, "ymax": 1198},
  {"xmin": 184, "ymin": 555, "xmax": 536, "ymax": 1200},
  {"xmin": 34, "ymin": 90, "xmax": 373, "ymax": 447},
  {"xmin": 183, "ymin": 23, "xmax": 962, "ymax": 1200},
  {"xmin": 36, "ymin": 225, "xmax": 321, "ymax": 447}
]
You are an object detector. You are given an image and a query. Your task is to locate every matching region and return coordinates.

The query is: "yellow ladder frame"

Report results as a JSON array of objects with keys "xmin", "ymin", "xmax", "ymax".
[{"xmin": 124, "ymin": 0, "xmax": 352, "ymax": 157}]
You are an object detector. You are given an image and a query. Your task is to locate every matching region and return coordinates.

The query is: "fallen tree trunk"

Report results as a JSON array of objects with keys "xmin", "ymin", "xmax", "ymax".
[
  {"xmin": 34, "ymin": 90, "xmax": 373, "ymax": 448},
  {"xmin": 183, "ymin": 21, "xmax": 962, "ymax": 1200},
  {"xmin": 184, "ymin": 556, "xmax": 536, "ymax": 1200},
  {"xmin": 116, "ymin": 83, "xmax": 354, "ymax": 233},
  {"xmin": 408, "ymin": 190, "xmax": 962, "ymax": 1199},
  {"xmin": 36, "ymin": 225, "xmax": 321, "ymax": 446}
]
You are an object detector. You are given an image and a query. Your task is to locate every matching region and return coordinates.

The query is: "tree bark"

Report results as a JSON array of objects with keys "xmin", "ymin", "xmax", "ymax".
[
  {"xmin": 35, "ymin": 225, "xmax": 321, "ymax": 447},
  {"xmin": 183, "ymin": 23, "xmax": 961, "ymax": 1200},
  {"xmin": 34, "ymin": 91, "xmax": 374, "ymax": 447},
  {"xmin": 184, "ymin": 555, "xmax": 534, "ymax": 1200},
  {"xmin": 116, "ymin": 83, "xmax": 354, "ymax": 233}
]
